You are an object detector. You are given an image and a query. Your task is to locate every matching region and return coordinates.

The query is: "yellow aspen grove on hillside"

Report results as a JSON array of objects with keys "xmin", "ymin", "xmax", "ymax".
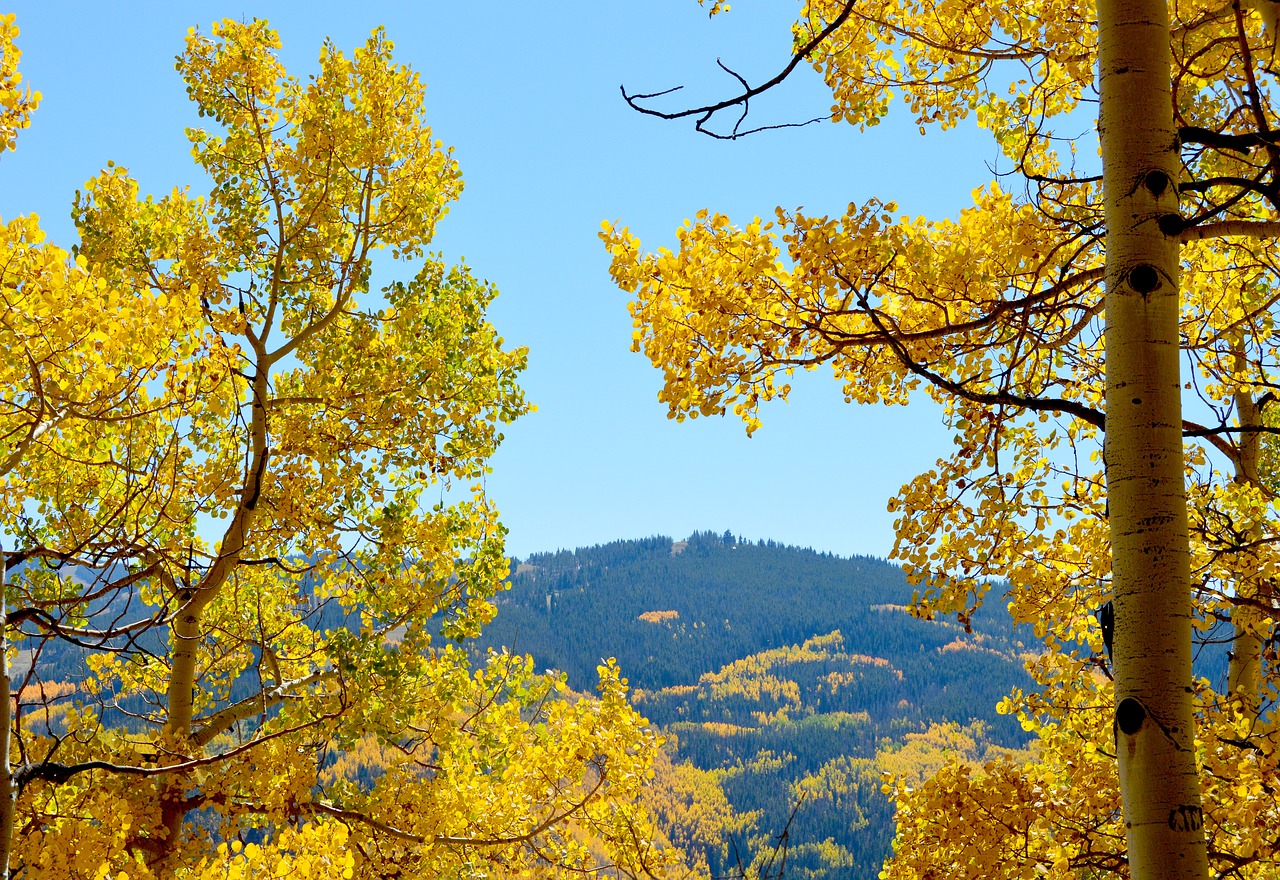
[
  {"xmin": 1, "ymin": 20, "xmax": 688, "ymax": 880},
  {"xmin": 604, "ymin": 2, "xmax": 1280, "ymax": 879}
]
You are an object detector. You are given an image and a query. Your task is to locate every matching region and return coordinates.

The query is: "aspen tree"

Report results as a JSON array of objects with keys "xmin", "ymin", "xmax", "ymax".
[
  {"xmin": 607, "ymin": 2, "xmax": 1280, "ymax": 878},
  {"xmin": 1098, "ymin": 0, "xmax": 1207, "ymax": 872},
  {"xmin": 2, "ymin": 19, "xmax": 688, "ymax": 880}
]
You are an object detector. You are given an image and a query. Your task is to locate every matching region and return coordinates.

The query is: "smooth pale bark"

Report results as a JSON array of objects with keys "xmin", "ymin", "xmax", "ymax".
[
  {"xmin": 1099, "ymin": 0, "xmax": 1209, "ymax": 877},
  {"xmin": 1229, "ymin": 384, "xmax": 1263, "ymax": 722},
  {"xmin": 0, "ymin": 542, "xmax": 12, "ymax": 880},
  {"xmin": 158, "ymin": 362, "xmax": 270, "ymax": 867}
]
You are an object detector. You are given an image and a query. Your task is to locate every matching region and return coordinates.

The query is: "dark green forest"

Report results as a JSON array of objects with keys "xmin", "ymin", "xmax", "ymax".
[{"xmin": 473, "ymin": 532, "xmax": 1039, "ymax": 880}]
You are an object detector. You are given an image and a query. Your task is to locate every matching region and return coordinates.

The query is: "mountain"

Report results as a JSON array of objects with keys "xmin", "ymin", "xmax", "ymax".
[
  {"xmin": 17, "ymin": 531, "xmax": 1230, "ymax": 879},
  {"xmin": 474, "ymin": 531, "xmax": 1037, "ymax": 880}
]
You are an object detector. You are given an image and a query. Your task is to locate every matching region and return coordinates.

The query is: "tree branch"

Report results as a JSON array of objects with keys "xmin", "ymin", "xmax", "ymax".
[
  {"xmin": 16, "ymin": 705, "xmax": 343, "ymax": 789},
  {"xmin": 1179, "ymin": 125, "xmax": 1280, "ymax": 153},
  {"xmin": 191, "ymin": 669, "xmax": 333, "ymax": 748},
  {"xmin": 621, "ymin": 1, "xmax": 856, "ymax": 139},
  {"xmin": 308, "ymin": 757, "xmax": 611, "ymax": 847},
  {"xmin": 851, "ymin": 287, "xmax": 1107, "ymax": 429},
  {"xmin": 8, "ymin": 607, "xmax": 169, "ymax": 641},
  {"xmin": 1179, "ymin": 219, "xmax": 1280, "ymax": 241}
]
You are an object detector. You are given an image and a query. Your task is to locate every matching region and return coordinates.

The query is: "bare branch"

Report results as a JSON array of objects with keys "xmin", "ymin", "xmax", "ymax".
[
  {"xmin": 621, "ymin": 1, "xmax": 857, "ymax": 139},
  {"xmin": 8, "ymin": 607, "xmax": 169, "ymax": 641}
]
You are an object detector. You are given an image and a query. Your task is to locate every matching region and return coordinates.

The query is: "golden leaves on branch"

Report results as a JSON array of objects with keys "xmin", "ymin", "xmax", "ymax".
[
  {"xmin": 2, "ymin": 17, "xmax": 688, "ymax": 880},
  {"xmin": 0, "ymin": 14, "xmax": 38, "ymax": 154},
  {"xmin": 609, "ymin": 1, "xmax": 1280, "ymax": 878}
]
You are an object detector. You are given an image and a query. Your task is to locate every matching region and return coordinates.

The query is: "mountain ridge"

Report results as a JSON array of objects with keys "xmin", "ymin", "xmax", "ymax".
[{"xmin": 474, "ymin": 531, "xmax": 1037, "ymax": 880}]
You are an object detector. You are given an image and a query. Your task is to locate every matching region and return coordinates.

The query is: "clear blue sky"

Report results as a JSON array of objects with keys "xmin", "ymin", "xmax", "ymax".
[{"xmin": 2, "ymin": 2, "xmax": 999, "ymax": 560}]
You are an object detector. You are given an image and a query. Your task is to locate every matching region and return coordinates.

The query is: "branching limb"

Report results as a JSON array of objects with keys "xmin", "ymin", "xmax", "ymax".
[
  {"xmin": 308, "ymin": 757, "xmax": 610, "ymax": 847},
  {"xmin": 1179, "ymin": 219, "xmax": 1280, "ymax": 240},
  {"xmin": 16, "ymin": 705, "xmax": 343, "ymax": 789},
  {"xmin": 621, "ymin": 1, "xmax": 856, "ymax": 139},
  {"xmin": 848, "ymin": 282, "xmax": 1107, "ymax": 429},
  {"xmin": 191, "ymin": 669, "xmax": 333, "ymax": 748},
  {"xmin": 1179, "ymin": 125, "xmax": 1280, "ymax": 152},
  {"xmin": 6, "ymin": 607, "xmax": 170, "ymax": 641}
]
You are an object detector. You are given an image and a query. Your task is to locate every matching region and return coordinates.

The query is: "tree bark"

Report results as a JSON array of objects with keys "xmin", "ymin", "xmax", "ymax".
[
  {"xmin": 0, "ymin": 542, "xmax": 13, "ymax": 880},
  {"xmin": 1229, "ymin": 384, "xmax": 1264, "ymax": 722},
  {"xmin": 1098, "ymin": 0, "xmax": 1210, "ymax": 876},
  {"xmin": 158, "ymin": 363, "xmax": 270, "ymax": 870}
]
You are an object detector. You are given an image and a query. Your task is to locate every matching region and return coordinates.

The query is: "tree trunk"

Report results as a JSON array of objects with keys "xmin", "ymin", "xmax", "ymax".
[
  {"xmin": 1098, "ymin": 0, "xmax": 1210, "ymax": 876},
  {"xmin": 1229, "ymin": 384, "xmax": 1264, "ymax": 722},
  {"xmin": 0, "ymin": 542, "xmax": 13, "ymax": 880}
]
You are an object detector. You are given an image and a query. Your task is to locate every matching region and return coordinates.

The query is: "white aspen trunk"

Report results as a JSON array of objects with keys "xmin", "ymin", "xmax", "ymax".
[
  {"xmin": 1098, "ymin": 0, "xmax": 1210, "ymax": 876},
  {"xmin": 158, "ymin": 366, "xmax": 270, "ymax": 870},
  {"xmin": 1229, "ymin": 385, "xmax": 1263, "ymax": 722},
  {"xmin": 0, "ymin": 541, "xmax": 13, "ymax": 880}
]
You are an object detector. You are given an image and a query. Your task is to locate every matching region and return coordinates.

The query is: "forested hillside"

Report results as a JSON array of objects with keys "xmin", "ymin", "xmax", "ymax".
[
  {"xmin": 486, "ymin": 531, "xmax": 1029, "ymax": 703},
  {"xmin": 474, "ymin": 532, "xmax": 1039, "ymax": 880}
]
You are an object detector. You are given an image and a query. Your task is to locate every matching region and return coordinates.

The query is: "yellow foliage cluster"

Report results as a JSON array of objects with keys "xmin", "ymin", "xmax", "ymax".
[
  {"xmin": 876, "ymin": 720, "xmax": 1028, "ymax": 788},
  {"xmin": 196, "ymin": 825, "xmax": 355, "ymax": 880},
  {"xmin": 0, "ymin": 14, "xmax": 38, "ymax": 153},
  {"xmin": 641, "ymin": 747, "xmax": 755, "ymax": 875},
  {"xmin": 691, "ymin": 721, "xmax": 757, "ymax": 737},
  {"xmin": 1, "ymin": 18, "xmax": 692, "ymax": 880},
  {"xmin": 608, "ymin": 1, "xmax": 1280, "ymax": 877},
  {"xmin": 684, "ymin": 631, "xmax": 899, "ymax": 718}
]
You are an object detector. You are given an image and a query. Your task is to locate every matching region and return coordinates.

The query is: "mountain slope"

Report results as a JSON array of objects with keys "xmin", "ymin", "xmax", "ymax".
[
  {"xmin": 474, "ymin": 532, "xmax": 1037, "ymax": 880},
  {"xmin": 485, "ymin": 532, "xmax": 1030, "ymax": 715}
]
